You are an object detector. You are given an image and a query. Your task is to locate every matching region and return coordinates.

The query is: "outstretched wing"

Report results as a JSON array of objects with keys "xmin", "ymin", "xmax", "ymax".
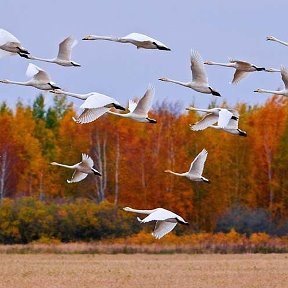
[
  {"xmin": 0, "ymin": 29, "xmax": 20, "ymax": 46},
  {"xmin": 74, "ymin": 107, "xmax": 109, "ymax": 124},
  {"xmin": 188, "ymin": 149, "xmax": 208, "ymax": 176},
  {"xmin": 190, "ymin": 113, "xmax": 218, "ymax": 131},
  {"xmin": 190, "ymin": 50, "xmax": 208, "ymax": 84},
  {"xmin": 281, "ymin": 67, "xmax": 288, "ymax": 89},
  {"xmin": 128, "ymin": 99, "xmax": 138, "ymax": 113},
  {"xmin": 139, "ymin": 208, "xmax": 174, "ymax": 223},
  {"xmin": 26, "ymin": 63, "xmax": 50, "ymax": 82},
  {"xmin": 133, "ymin": 85, "xmax": 154, "ymax": 116},
  {"xmin": 67, "ymin": 170, "xmax": 88, "ymax": 183},
  {"xmin": 229, "ymin": 59, "xmax": 252, "ymax": 67},
  {"xmin": 81, "ymin": 153, "xmax": 94, "ymax": 168},
  {"xmin": 231, "ymin": 70, "xmax": 249, "ymax": 84},
  {"xmin": 218, "ymin": 109, "xmax": 233, "ymax": 128},
  {"xmin": 57, "ymin": 36, "xmax": 77, "ymax": 61},
  {"xmin": 152, "ymin": 221, "xmax": 177, "ymax": 239}
]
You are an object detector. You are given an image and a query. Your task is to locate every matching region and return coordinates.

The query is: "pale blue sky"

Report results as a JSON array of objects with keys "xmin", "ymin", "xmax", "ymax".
[{"xmin": 0, "ymin": 0, "xmax": 287, "ymax": 111}]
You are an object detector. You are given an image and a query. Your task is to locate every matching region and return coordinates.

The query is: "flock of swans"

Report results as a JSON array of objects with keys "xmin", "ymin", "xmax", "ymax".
[{"xmin": 0, "ymin": 28, "xmax": 286, "ymax": 238}]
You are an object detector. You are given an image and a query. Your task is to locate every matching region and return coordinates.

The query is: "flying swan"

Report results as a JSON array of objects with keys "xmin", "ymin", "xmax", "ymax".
[
  {"xmin": 108, "ymin": 85, "xmax": 157, "ymax": 123},
  {"xmin": 23, "ymin": 36, "xmax": 81, "ymax": 67},
  {"xmin": 0, "ymin": 63, "xmax": 61, "ymax": 91},
  {"xmin": 82, "ymin": 32, "xmax": 171, "ymax": 51},
  {"xmin": 187, "ymin": 107, "xmax": 238, "ymax": 131},
  {"xmin": 123, "ymin": 207, "xmax": 188, "ymax": 239},
  {"xmin": 254, "ymin": 67, "xmax": 288, "ymax": 97},
  {"xmin": 165, "ymin": 148, "xmax": 209, "ymax": 183},
  {"xmin": 159, "ymin": 50, "xmax": 220, "ymax": 96},
  {"xmin": 51, "ymin": 90, "xmax": 125, "ymax": 124},
  {"xmin": 204, "ymin": 59, "xmax": 266, "ymax": 84},
  {"xmin": 51, "ymin": 153, "xmax": 101, "ymax": 183},
  {"xmin": 0, "ymin": 28, "xmax": 30, "ymax": 59}
]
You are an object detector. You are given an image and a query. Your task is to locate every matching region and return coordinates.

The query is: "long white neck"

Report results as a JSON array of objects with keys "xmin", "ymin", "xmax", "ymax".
[
  {"xmin": 1, "ymin": 80, "xmax": 30, "ymax": 86},
  {"xmin": 124, "ymin": 207, "xmax": 156, "ymax": 214},
  {"xmin": 187, "ymin": 107, "xmax": 210, "ymax": 113},
  {"xmin": 165, "ymin": 170, "xmax": 186, "ymax": 176},
  {"xmin": 205, "ymin": 61, "xmax": 235, "ymax": 68},
  {"xmin": 256, "ymin": 89, "xmax": 284, "ymax": 95},
  {"xmin": 90, "ymin": 35, "xmax": 121, "ymax": 42},
  {"xmin": 209, "ymin": 125, "xmax": 221, "ymax": 130},
  {"xmin": 107, "ymin": 110, "xmax": 128, "ymax": 118},
  {"xmin": 50, "ymin": 162, "xmax": 74, "ymax": 169},
  {"xmin": 272, "ymin": 37, "xmax": 288, "ymax": 47},
  {"xmin": 54, "ymin": 90, "xmax": 89, "ymax": 100},
  {"xmin": 28, "ymin": 55, "xmax": 55, "ymax": 64},
  {"xmin": 160, "ymin": 78, "xmax": 190, "ymax": 88}
]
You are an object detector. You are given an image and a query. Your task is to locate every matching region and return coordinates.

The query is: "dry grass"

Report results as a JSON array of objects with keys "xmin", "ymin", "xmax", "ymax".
[{"xmin": 0, "ymin": 253, "xmax": 287, "ymax": 288}]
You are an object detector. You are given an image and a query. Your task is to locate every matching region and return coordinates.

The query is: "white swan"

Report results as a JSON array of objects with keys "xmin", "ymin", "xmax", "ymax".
[
  {"xmin": 254, "ymin": 67, "xmax": 288, "ymax": 97},
  {"xmin": 267, "ymin": 35, "xmax": 288, "ymax": 47},
  {"xmin": 187, "ymin": 107, "xmax": 237, "ymax": 130},
  {"xmin": 51, "ymin": 153, "xmax": 101, "ymax": 183},
  {"xmin": 51, "ymin": 90, "xmax": 125, "ymax": 124},
  {"xmin": 82, "ymin": 32, "xmax": 170, "ymax": 51},
  {"xmin": 204, "ymin": 59, "xmax": 266, "ymax": 84},
  {"xmin": 207, "ymin": 110, "xmax": 247, "ymax": 136},
  {"xmin": 165, "ymin": 149, "xmax": 209, "ymax": 183},
  {"xmin": 0, "ymin": 28, "xmax": 30, "ymax": 59},
  {"xmin": 0, "ymin": 63, "xmax": 61, "ymax": 91},
  {"xmin": 24, "ymin": 36, "xmax": 80, "ymax": 67},
  {"xmin": 123, "ymin": 207, "xmax": 188, "ymax": 239},
  {"xmin": 159, "ymin": 50, "xmax": 221, "ymax": 96},
  {"xmin": 108, "ymin": 85, "xmax": 156, "ymax": 123}
]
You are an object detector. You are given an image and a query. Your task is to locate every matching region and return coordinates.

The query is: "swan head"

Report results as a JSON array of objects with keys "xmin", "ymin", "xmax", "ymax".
[
  {"xmin": 164, "ymin": 170, "xmax": 172, "ymax": 173},
  {"xmin": 158, "ymin": 77, "xmax": 168, "ymax": 82},
  {"xmin": 0, "ymin": 79, "xmax": 9, "ymax": 84},
  {"xmin": 123, "ymin": 207, "xmax": 133, "ymax": 212},
  {"xmin": 266, "ymin": 36, "xmax": 277, "ymax": 41},
  {"xmin": 253, "ymin": 88, "xmax": 263, "ymax": 93},
  {"xmin": 71, "ymin": 61, "xmax": 81, "ymax": 67},
  {"xmin": 50, "ymin": 162, "xmax": 58, "ymax": 165},
  {"xmin": 82, "ymin": 35, "xmax": 95, "ymax": 41},
  {"xmin": 204, "ymin": 60, "xmax": 213, "ymax": 65}
]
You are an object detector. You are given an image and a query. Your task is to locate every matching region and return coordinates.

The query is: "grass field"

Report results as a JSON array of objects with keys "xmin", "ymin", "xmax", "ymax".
[{"xmin": 0, "ymin": 253, "xmax": 287, "ymax": 288}]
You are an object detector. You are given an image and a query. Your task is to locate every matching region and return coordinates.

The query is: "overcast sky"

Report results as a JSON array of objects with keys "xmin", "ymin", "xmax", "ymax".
[{"xmin": 0, "ymin": 0, "xmax": 287, "ymax": 111}]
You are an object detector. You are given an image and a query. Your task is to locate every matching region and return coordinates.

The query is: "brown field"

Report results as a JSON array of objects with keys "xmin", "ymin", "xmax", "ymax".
[{"xmin": 0, "ymin": 254, "xmax": 287, "ymax": 288}]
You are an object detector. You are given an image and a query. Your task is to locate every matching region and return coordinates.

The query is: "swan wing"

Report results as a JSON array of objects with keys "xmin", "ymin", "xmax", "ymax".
[
  {"xmin": 190, "ymin": 50, "xmax": 208, "ymax": 84},
  {"xmin": 81, "ymin": 153, "xmax": 94, "ymax": 168},
  {"xmin": 67, "ymin": 170, "xmax": 88, "ymax": 183},
  {"xmin": 0, "ymin": 29, "xmax": 20, "ymax": 45},
  {"xmin": 74, "ymin": 107, "xmax": 110, "ymax": 124},
  {"xmin": 229, "ymin": 59, "xmax": 252, "ymax": 68},
  {"xmin": 80, "ymin": 93, "xmax": 119, "ymax": 109},
  {"xmin": 57, "ymin": 36, "xmax": 77, "ymax": 61},
  {"xmin": 281, "ymin": 67, "xmax": 288, "ymax": 89},
  {"xmin": 140, "ymin": 208, "xmax": 175, "ymax": 223},
  {"xmin": 133, "ymin": 85, "xmax": 154, "ymax": 116},
  {"xmin": 128, "ymin": 100, "xmax": 137, "ymax": 113},
  {"xmin": 190, "ymin": 113, "xmax": 218, "ymax": 131},
  {"xmin": 122, "ymin": 33, "xmax": 151, "ymax": 42},
  {"xmin": 152, "ymin": 221, "xmax": 177, "ymax": 239},
  {"xmin": 218, "ymin": 109, "xmax": 233, "ymax": 128},
  {"xmin": 26, "ymin": 63, "xmax": 50, "ymax": 82},
  {"xmin": 188, "ymin": 149, "xmax": 208, "ymax": 176},
  {"xmin": 231, "ymin": 70, "xmax": 249, "ymax": 84}
]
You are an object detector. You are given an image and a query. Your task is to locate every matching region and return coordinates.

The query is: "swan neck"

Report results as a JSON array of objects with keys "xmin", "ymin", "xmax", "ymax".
[
  {"xmin": 91, "ymin": 35, "xmax": 120, "ymax": 42},
  {"xmin": 108, "ymin": 110, "xmax": 127, "ymax": 117},
  {"xmin": 208, "ymin": 62, "xmax": 233, "ymax": 67},
  {"xmin": 164, "ymin": 78, "xmax": 189, "ymax": 87},
  {"xmin": 29, "ymin": 55, "xmax": 53, "ymax": 63},
  {"xmin": 57, "ymin": 90, "xmax": 88, "ymax": 100},
  {"xmin": 51, "ymin": 162, "xmax": 73, "ymax": 169},
  {"xmin": 274, "ymin": 38, "xmax": 288, "ymax": 47},
  {"xmin": 127, "ymin": 208, "xmax": 156, "ymax": 214},
  {"xmin": 6, "ymin": 80, "xmax": 29, "ymax": 86},
  {"xmin": 166, "ymin": 170, "xmax": 185, "ymax": 176}
]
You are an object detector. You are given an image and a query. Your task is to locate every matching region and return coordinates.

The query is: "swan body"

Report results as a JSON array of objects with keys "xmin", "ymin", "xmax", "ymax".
[
  {"xmin": 23, "ymin": 36, "xmax": 80, "ymax": 67},
  {"xmin": 108, "ymin": 85, "xmax": 156, "ymax": 123},
  {"xmin": 254, "ymin": 67, "xmax": 288, "ymax": 97},
  {"xmin": 207, "ymin": 110, "xmax": 247, "ymax": 136},
  {"xmin": 159, "ymin": 50, "xmax": 220, "ymax": 96},
  {"xmin": 0, "ymin": 29, "xmax": 30, "ymax": 59},
  {"xmin": 0, "ymin": 63, "xmax": 61, "ymax": 91},
  {"xmin": 51, "ymin": 153, "xmax": 101, "ymax": 183},
  {"xmin": 52, "ymin": 90, "xmax": 125, "ymax": 124},
  {"xmin": 204, "ymin": 59, "xmax": 265, "ymax": 84},
  {"xmin": 165, "ymin": 149, "xmax": 209, "ymax": 182},
  {"xmin": 123, "ymin": 207, "xmax": 188, "ymax": 239},
  {"xmin": 267, "ymin": 35, "xmax": 288, "ymax": 47},
  {"xmin": 187, "ymin": 107, "xmax": 237, "ymax": 130},
  {"xmin": 83, "ymin": 32, "xmax": 170, "ymax": 51}
]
